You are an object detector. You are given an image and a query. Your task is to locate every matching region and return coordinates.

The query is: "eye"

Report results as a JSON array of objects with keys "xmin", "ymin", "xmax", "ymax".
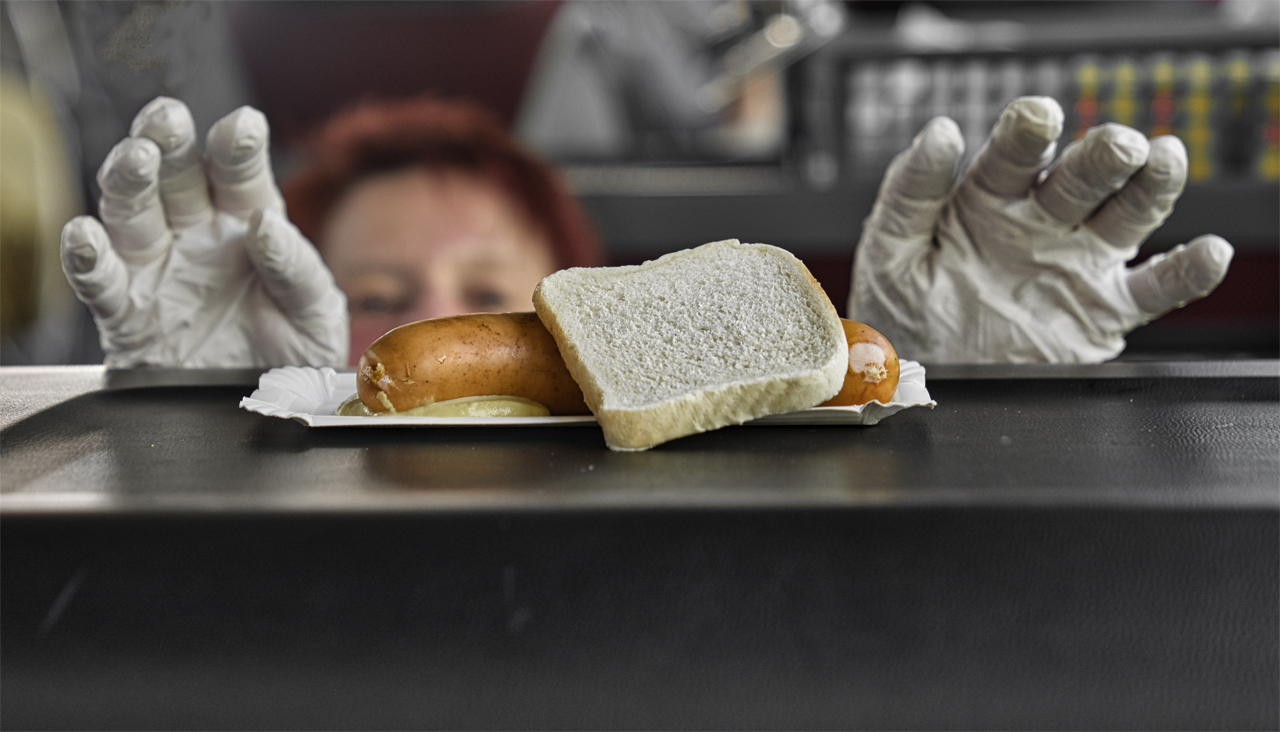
[
  {"xmin": 341, "ymin": 272, "xmax": 413, "ymax": 317},
  {"xmin": 351, "ymin": 294, "xmax": 406, "ymax": 316},
  {"xmin": 467, "ymin": 289, "xmax": 508, "ymax": 310}
]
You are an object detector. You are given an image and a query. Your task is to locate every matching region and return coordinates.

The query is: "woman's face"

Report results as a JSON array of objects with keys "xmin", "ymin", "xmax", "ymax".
[{"xmin": 320, "ymin": 167, "xmax": 558, "ymax": 364}]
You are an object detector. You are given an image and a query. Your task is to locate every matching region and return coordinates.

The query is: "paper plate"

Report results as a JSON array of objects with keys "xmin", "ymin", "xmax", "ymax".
[{"xmin": 240, "ymin": 361, "xmax": 935, "ymax": 427}]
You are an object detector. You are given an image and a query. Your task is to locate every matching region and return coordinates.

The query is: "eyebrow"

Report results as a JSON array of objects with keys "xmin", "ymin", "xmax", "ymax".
[
  {"xmin": 339, "ymin": 265, "xmax": 418, "ymax": 294},
  {"xmin": 342, "ymin": 261, "xmax": 414, "ymax": 278},
  {"xmin": 455, "ymin": 254, "xmax": 527, "ymax": 276}
]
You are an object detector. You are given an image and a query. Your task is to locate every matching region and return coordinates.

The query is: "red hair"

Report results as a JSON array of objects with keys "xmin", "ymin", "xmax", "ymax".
[{"xmin": 281, "ymin": 97, "xmax": 603, "ymax": 269}]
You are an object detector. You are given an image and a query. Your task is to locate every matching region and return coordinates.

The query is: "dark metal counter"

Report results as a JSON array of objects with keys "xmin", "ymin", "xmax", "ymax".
[{"xmin": 2, "ymin": 363, "xmax": 1277, "ymax": 730}]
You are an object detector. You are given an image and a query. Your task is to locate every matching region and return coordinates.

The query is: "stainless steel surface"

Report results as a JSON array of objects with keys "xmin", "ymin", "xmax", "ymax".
[
  {"xmin": 0, "ymin": 366, "xmax": 269, "ymax": 430},
  {"xmin": 3, "ymin": 363, "xmax": 1276, "ymax": 730},
  {"xmin": 0, "ymin": 366, "xmax": 106, "ymax": 431},
  {"xmin": 2, "ymin": 362, "xmax": 1277, "ymax": 513}
]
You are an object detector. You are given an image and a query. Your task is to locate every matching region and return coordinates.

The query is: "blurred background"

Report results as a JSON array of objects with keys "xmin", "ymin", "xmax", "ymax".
[{"xmin": 2, "ymin": 0, "xmax": 1277, "ymax": 364}]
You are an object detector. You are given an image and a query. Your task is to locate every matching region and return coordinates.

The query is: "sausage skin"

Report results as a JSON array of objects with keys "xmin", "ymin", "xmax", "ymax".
[
  {"xmin": 819, "ymin": 320, "xmax": 900, "ymax": 406},
  {"xmin": 357, "ymin": 312, "xmax": 589, "ymax": 415},
  {"xmin": 357, "ymin": 313, "xmax": 898, "ymax": 415}
]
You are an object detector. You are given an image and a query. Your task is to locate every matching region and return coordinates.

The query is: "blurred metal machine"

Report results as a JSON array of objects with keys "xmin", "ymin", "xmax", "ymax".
[{"xmin": 556, "ymin": 1, "xmax": 1279, "ymax": 358}]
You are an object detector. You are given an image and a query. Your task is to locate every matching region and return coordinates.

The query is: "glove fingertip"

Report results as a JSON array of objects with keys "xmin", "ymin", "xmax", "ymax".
[
  {"xmin": 1140, "ymin": 136, "xmax": 1188, "ymax": 192},
  {"xmin": 206, "ymin": 106, "xmax": 270, "ymax": 169},
  {"xmin": 922, "ymin": 116, "xmax": 963, "ymax": 146},
  {"xmin": 60, "ymin": 216, "xmax": 107, "ymax": 275},
  {"xmin": 97, "ymin": 137, "xmax": 163, "ymax": 195},
  {"xmin": 59, "ymin": 215, "xmax": 130, "ymax": 323},
  {"xmin": 1128, "ymin": 235, "xmax": 1235, "ymax": 317},
  {"xmin": 1004, "ymin": 96, "xmax": 1064, "ymax": 145},
  {"xmin": 1094, "ymin": 123, "xmax": 1150, "ymax": 169},
  {"xmin": 1148, "ymin": 134, "xmax": 1188, "ymax": 161},
  {"xmin": 918, "ymin": 117, "xmax": 965, "ymax": 170},
  {"xmin": 130, "ymin": 96, "xmax": 195, "ymax": 154},
  {"xmin": 883, "ymin": 117, "xmax": 963, "ymax": 206},
  {"xmin": 1187, "ymin": 234, "xmax": 1234, "ymax": 288}
]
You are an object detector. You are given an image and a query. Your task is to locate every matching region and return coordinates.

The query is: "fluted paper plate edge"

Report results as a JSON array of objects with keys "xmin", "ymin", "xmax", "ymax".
[{"xmin": 239, "ymin": 361, "xmax": 935, "ymax": 427}]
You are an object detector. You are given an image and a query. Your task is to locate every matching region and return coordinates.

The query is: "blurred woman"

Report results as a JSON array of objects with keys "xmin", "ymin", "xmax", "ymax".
[{"xmin": 283, "ymin": 98, "xmax": 604, "ymax": 362}]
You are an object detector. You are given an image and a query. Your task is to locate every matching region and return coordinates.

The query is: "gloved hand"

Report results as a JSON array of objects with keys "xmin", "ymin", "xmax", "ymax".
[
  {"xmin": 849, "ymin": 96, "xmax": 1234, "ymax": 363},
  {"xmin": 60, "ymin": 97, "xmax": 348, "ymax": 368}
]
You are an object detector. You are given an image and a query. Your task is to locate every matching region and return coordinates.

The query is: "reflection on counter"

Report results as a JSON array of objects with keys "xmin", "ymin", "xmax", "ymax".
[{"xmin": 361, "ymin": 438, "xmax": 906, "ymax": 503}]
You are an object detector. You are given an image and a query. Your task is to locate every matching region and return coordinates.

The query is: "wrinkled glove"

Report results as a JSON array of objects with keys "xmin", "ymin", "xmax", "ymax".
[
  {"xmin": 849, "ymin": 96, "xmax": 1234, "ymax": 363},
  {"xmin": 61, "ymin": 97, "xmax": 348, "ymax": 368}
]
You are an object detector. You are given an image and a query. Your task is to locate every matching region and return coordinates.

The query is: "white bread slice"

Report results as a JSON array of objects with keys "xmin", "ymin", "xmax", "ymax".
[{"xmin": 533, "ymin": 239, "xmax": 847, "ymax": 451}]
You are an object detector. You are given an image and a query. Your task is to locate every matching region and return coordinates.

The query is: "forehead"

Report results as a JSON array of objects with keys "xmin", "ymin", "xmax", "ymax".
[{"xmin": 320, "ymin": 167, "xmax": 541, "ymax": 263}]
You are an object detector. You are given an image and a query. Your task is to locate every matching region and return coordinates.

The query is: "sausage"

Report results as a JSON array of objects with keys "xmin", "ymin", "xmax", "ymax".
[
  {"xmin": 356, "ymin": 312, "xmax": 589, "ymax": 415},
  {"xmin": 357, "ymin": 313, "xmax": 899, "ymax": 415},
  {"xmin": 819, "ymin": 320, "xmax": 900, "ymax": 407}
]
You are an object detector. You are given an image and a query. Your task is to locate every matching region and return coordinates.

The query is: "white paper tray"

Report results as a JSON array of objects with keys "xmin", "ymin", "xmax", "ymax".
[{"xmin": 240, "ymin": 361, "xmax": 934, "ymax": 427}]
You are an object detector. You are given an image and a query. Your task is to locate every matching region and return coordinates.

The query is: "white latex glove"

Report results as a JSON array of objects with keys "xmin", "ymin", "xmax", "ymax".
[
  {"xmin": 849, "ymin": 96, "xmax": 1234, "ymax": 363},
  {"xmin": 60, "ymin": 97, "xmax": 348, "ymax": 368}
]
